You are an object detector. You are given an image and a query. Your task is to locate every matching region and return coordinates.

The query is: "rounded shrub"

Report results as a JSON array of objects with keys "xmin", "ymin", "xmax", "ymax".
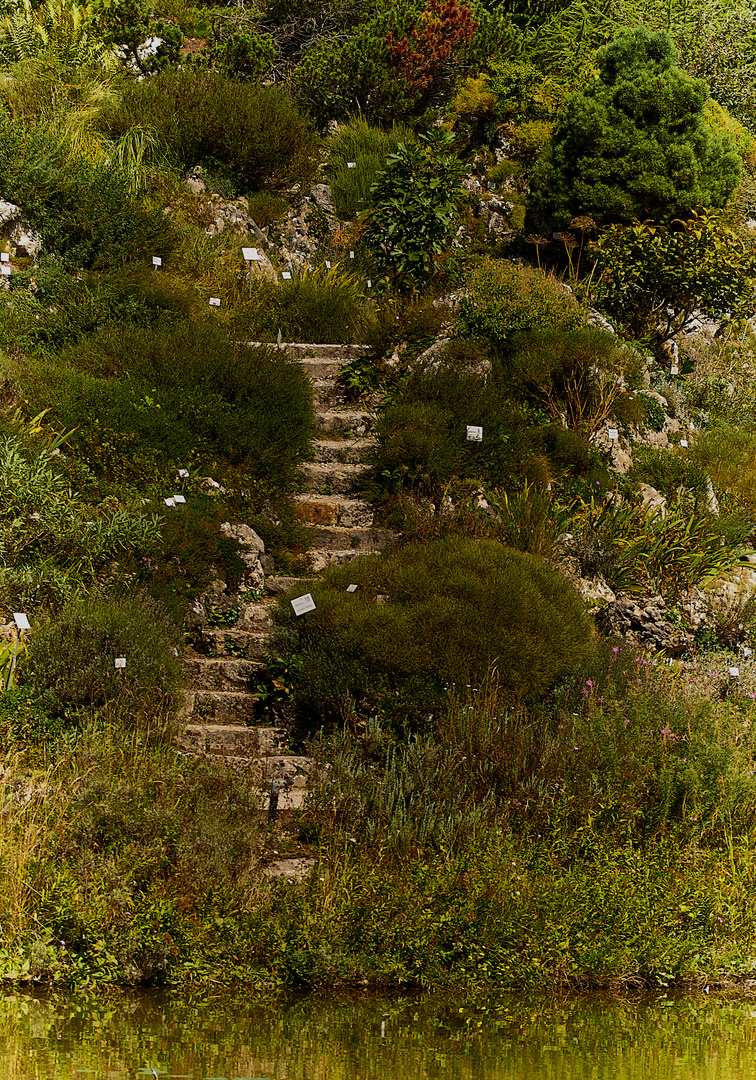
[
  {"xmin": 457, "ymin": 258, "xmax": 586, "ymax": 347},
  {"xmin": 28, "ymin": 590, "xmax": 183, "ymax": 718},
  {"xmin": 275, "ymin": 536, "xmax": 595, "ymax": 724}
]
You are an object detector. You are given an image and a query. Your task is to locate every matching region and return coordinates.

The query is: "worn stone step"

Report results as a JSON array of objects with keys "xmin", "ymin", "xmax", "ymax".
[
  {"xmin": 284, "ymin": 343, "xmax": 370, "ymax": 359},
  {"xmin": 292, "ymin": 494, "xmax": 374, "ymax": 528},
  {"xmin": 315, "ymin": 409, "xmax": 375, "ymax": 436},
  {"xmin": 313, "ymin": 438, "xmax": 375, "ymax": 464},
  {"xmin": 298, "ymin": 461, "xmax": 370, "ymax": 495},
  {"xmin": 192, "ymin": 689, "xmax": 259, "ymax": 722},
  {"xmin": 184, "ymin": 655, "xmax": 265, "ymax": 691},
  {"xmin": 192, "ymin": 627, "xmax": 270, "ymax": 658},
  {"xmin": 299, "ymin": 358, "xmax": 345, "ymax": 381},
  {"xmin": 304, "ymin": 524, "xmax": 394, "ymax": 553},
  {"xmin": 178, "ymin": 723, "xmax": 288, "ymax": 756}
]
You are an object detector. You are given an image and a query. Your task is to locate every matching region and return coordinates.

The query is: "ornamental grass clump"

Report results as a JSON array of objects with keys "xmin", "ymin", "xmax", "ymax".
[{"xmin": 274, "ymin": 536, "xmax": 595, "ymax": 725}]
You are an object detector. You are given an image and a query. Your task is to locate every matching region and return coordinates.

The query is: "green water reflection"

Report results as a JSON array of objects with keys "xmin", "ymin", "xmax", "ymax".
[{"xmin": 2, "ymin": 990, "xmax": 756, "ymax": 1079}]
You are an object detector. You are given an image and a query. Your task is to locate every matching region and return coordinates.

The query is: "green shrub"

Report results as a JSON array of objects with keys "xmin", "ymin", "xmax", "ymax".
[
  {"xmin": 274, "ymin": 536, "xmax": 595, "ymax": 724},
  {"xmin": 29, "ymin": 590, "xmax": 183, "ymax": 717},
  {"xmin": 0, "ymin": 112, "xmax": 174, "ymax": 268},
  {"xmin": 27, "ymin": 326, "xmax": 314, "ymax": 486},
  {"xmin": 530, "ymin": 26, "xmax": 742, "ymax": 229},
  {"xmin": 457, "ymin": 258, "xmax": 585, "ymax": 346},
  {"xmin": 244, "ymin": 266, "xmax": 374, "ymax": 344},
  {"xmin": 360, "ymin": 128, "xmax": 466, "ymax": 290},
  {"xmin": 102, "ymin": 70, "xmax": 317, "ymax": 192},
  {"xmin": 326, "ymin": 117, "xmax": 413, "ymax": 218}
]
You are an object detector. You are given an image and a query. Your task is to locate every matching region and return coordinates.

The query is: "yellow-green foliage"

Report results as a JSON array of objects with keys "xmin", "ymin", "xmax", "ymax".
[
  {"xmin": 457, "ymin": 258, "xmax": 586, "ymax": 346},
  {"xmin": 704, "ymin": 99, "xmax": 755, "ymax": 163},
  {"xmin": 275, "ymin": 536, "xmax": 595, "ymax": 723},
  {"xmin": 693, "ymin": 424, "xmax": 756, "ymax": 510}
]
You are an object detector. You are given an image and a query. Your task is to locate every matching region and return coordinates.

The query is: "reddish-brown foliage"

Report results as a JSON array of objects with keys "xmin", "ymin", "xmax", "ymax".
[{"xmin": 385, "ymin": 0, "xmax": 477, "ymax": 98}]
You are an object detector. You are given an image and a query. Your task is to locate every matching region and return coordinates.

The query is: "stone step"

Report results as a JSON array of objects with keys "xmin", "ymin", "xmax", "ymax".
[
  {"xmin": 298, "ymin": 358, "xmax": 345, "ymax": 381},
  {"xmin": 178, "ymin": 723, "xmax": 288, "ymax": 756},
  {"xmin": 283, "ymin": 343, "xmax": 370, "ymax": 359},
  {"xmin": 184, "ymin": 655, "xmax": 265, "ymax": 691},
  {"xmin": 298, "ymin": 461, "xmax": 370, "ymax": 495},
  {"xmin": 313, "ymin": 438, "xmax": 375, "ymax": 464},
  {"xmin": 304, "ymin": 524, "xmax": 394, "ymax": 553},
  {"xmin": 311, "ymin": 381, "xmax": 348, "ymax": 409},
  {"xmin": 292, "ymin": 494, "xmax": 374, "ymax": 528},
  {"xmin": 192, "ymin": 627, "xmax": 271, "ymax": 658},
  {"xmin": 315, "ymin": 409, "xmax": 375, "ymax": 436},
  {"xmin": 192, "ymin": 689, "xmax": 259, "ymax": 722}
]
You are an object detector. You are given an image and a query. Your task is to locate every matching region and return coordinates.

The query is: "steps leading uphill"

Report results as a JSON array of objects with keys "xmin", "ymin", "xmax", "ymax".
[{"xmin": 177, "ymin": 343, "xmax": 398, "ymax": 815}]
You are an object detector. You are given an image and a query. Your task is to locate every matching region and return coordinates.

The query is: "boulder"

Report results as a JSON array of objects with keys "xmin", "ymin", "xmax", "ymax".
[{"xmin": 596, "ymin": 593, "xmax": 692, "ymax": 653}]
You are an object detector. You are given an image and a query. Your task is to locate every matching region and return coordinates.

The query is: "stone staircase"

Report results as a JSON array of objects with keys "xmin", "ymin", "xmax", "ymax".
[{"xmin": 177, "ymin": 342, "xmax": 397, "ymax": 813}]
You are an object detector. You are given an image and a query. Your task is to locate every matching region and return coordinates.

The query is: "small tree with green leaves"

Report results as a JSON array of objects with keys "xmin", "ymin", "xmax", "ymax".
[
  {"xmin": 591, "ymin": 208, "xmax": 756, "ymax": 344},
  {"xmin": 360, "ymin": 128, "xmax": 465, "ymax": 290}
]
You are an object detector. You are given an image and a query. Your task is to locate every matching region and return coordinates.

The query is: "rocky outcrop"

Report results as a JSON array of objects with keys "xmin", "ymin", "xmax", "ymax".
[{"xmin": 596, "ymin": 593, "xmax": 692, "ymax": 653}]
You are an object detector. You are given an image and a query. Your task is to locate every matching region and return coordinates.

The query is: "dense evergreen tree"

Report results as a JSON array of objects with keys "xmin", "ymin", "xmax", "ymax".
[{"xmin": 530, "ymin": 26, "xmax": 742, "ymax": 229}]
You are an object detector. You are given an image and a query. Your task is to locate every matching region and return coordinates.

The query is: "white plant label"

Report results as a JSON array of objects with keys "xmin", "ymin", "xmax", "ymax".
[
  {"xmin": 346, "ymin": 584, "xmax": 358, "ymax": 593},
  {"xmin": 730, "ymin": 666, "xmax": 740, "ymax": 677},
  {"xmin": 689, "ymin": 422, "xmax": 695, "ymax": 431},
  {"xmin": 670, "ymin": 365, "xmax": 679, "ymax": 375},
  {"xmin": 607, "ymin": 428, "xmax": 619, "ymax": 441},
  {"xmin": 178, "ymin": 468, "xmax": 189, "ymax": 478},
  {"xmin": 152, "ymin": 256, "xmax": 162, "ymax": 267},
  {"xmin": 680, "ymin": 439, "xmax": 688, "ymax": 448},
  {"xmin": 12, "ymin": 613, "xmax": 30, "ymax": 630},
  {"xmin": 325, "ymin": 261, "xmax": 331, "ymax": 269},
  {"xmin": 115, "ymin": 657, "xmax": 126, "ymax": 670},
  {"xmin": 367, "ymin": 280, "xmax": 372, "ymax": 288},
  {"xmin": 0, "ymin": 253, "xmax": 9, "ymax": 263},
  {"xmin": 0, "ymin": 266, "xmax": 10, "ymax": 276},
  {"xmin": 242, "ymin": 247, "xmax": 259, "ymax": 261},
  {"xmin": 466, "ymin": 425, "xmax": 483, "ymax": 442},
  {"xmin": 281, "ymin": 271, "xmax": 292, "ymax": 280},
  {"xmin": 173, "ymin": 494, "xmax": 186, "ymax": 504},
  {"xmin": 349, "ymin": 250, "xmax": 355, "ymax": 259},
  {"xmin": 347, "ymin": 162, "xmax": 356, "ymax": 168},
  {"xmin": 743, "ymin": 647, "xmax": 753, "ymax": 658},
  {"xmin": 291, "ymin": 593, "xmax": 316, "ymax": 616},
  {"xmin": 209, "ymin": 297, "xmax": 221, "ymax": 306},
  {"xmin": 164, "ymin": 497, "xmax": 176, "ymax": 507}
]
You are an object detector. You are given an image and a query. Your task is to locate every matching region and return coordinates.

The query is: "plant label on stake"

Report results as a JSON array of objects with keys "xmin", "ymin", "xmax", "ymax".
[
  {"xmin": 325, "ymin": 261, "xmax": 331, "ymax": 269},
  {"xmin": 12, "ymin": 613, "xmax": 30, "ymax": 631},
  {"xmin": 242, "ymin": 247, "xmax": 259, "ymax": 262},
  {"xmin": 347, "ymin": 162, "xmax": 356, "ymax": 168},
  {"xmin": 291, "ymin": 593, "xmax": 316, "ymax": 616},
  {"xmin": 178, "ymin": 468, "xmax": 189, "ymax": 479},
  {"xmin": 164, "ymin": 497, "xmax": 176, "ymax": 507},
  {"xmin": 466, "ymin": 425, "xmax": 483, "ymax": 442},
  {"xmin": 281, "ymin": 271, "xmax": 292, "ymax": 280},
  {"xmin": 730, "ymin": 666, "xmax": 740, "ymax": 677},
  {"xmin": 209, "ymin": 297, "xmax": 221, "ymax": 307},
  {"xmin": 173, "ymin": 494, "xmax": 186, "ymax": 504},
  {"xmin": 670, "ymin": 365, "xmax": 679, "ymax": 375},
  {"xmin": 0, "ymin": 253, "xmax": 8, "ymax": 263},
  {"xmin": 115, "ymin": 657, "xmax": 126, "ymax": 670},
  {"xmin": 367, "ymin": 279, "xmax": 372, "ymax": 289},
  {"xmin": 349, "ymin": 251, "xmax": 355, "ymax": 259},
  {"xmin": 607, "ymin": 428, "xmax": 619, "ymax": 441},
  {"xmin": 152, "ymin": 256, "xmax": 162, "ymax": 267},
  {"xmin": 680, "ymin": 439, "xmax": 688, "ymax": 448},
  {"xmin": 346, "ymin": 584, "xmax": 358, "ymax": 593},
  {"xmin": 0, "ymin": 266, "xmax": 10, "ymax": 276}
]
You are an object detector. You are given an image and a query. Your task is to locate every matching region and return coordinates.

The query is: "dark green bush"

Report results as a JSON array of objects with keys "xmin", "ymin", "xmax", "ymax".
[
  {"xmin": 274, "ymin": 536, "xmax": 595, "ymax": 724},
  {"xmin": 530, "ymin": 26, "xmax": 742, "ymax": 229},
  {"xmin": 457, "ymin": 258, "xmax": 585, "ymax": 346},
  {"xmin": 102, "ymin": 70, "xmax": 317, "ymax": 192},
  {"xmin": 27, "ymin": 326, "xmax": 314, "ymax": 486},
  {"xmin": 29, "ymin": 590, "xmax": 183, "ymax": 717}
]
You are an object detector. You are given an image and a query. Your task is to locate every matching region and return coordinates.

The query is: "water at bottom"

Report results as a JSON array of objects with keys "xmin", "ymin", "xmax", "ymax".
[{"xmin": 1, "ymin": 988, "xmax": 756, "ymax": 1079}]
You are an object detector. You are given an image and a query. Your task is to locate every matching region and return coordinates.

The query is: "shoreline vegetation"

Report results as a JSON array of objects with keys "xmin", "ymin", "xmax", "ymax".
[{"xmin": 3, "ymin": 0, "xmax": 756, "ymax": 995}]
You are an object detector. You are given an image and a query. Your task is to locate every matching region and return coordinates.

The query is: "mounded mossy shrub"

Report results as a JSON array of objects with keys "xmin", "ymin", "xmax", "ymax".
[
  {"xmin": 275, "ymin": 536, "xmax": 595, "ymax": 724},
  {"xmin": 102, "ymin": 70, "xmax": 317, "ymax": 192},
  {"xmin": 25, "ymin": 324, "xmax": 314, "ymax": 486},
  {"xmin": 28, "ymin": 590, "xmax": 183, "ymax": 717},
  {"xmin": 457, "ymin": 258, "xmax": 586, "ymax": 347}
]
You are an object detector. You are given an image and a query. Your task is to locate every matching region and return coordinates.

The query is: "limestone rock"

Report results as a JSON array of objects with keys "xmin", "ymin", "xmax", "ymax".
[
  {"xmin": 638, "ymin": 483, "xmax": 666, "ymax": 519},
  {"xmin": 597, "ymin": 593, "xmax": 692, "ymax": 653},
  {"xmin": 309, "ymin": 183, "xmax": 335, "ymax": 214},
  {"xmin": 0, "ymin": 200, "xmax": 20, "ymax": 225},
  {"xmin": 220, "ymin": 522, "xmax": 266, "ymax": 592}
]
